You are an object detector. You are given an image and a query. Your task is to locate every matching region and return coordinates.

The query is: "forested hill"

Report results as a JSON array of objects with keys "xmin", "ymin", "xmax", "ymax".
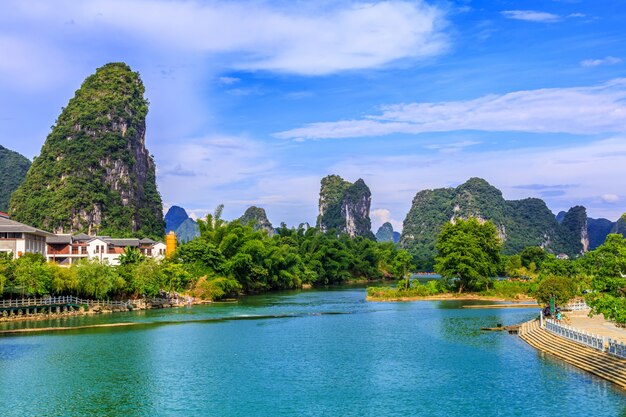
[
  {"xmin": 0, "ymin": 145, "xmax": 30, "ymax": 212},
  {"xmin": 9, "ymin": 62, "xmax": 164, "ymax": 239},
  {"xmin": 401, "ymin": 178, "xmax": 589, "ymax": 269}
]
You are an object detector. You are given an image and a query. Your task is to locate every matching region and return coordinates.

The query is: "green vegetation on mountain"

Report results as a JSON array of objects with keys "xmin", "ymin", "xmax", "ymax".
[
  {"xmin": 0, "ymin": 145, "xmax": 31, "ymax": 212},
  {"xmin": 400, "ymin": 178, "xmax": 588, "ymax": 270},
  {"xmin": 9, "ymin": 62, "xmax": 164, "ymax": 239},
  {"xmin": 317, "ymin": 175, "xmax": 374, "ymax": 239}
]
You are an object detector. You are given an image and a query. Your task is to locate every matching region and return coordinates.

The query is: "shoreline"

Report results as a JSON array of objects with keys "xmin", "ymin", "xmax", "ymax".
[{"xmin": 366, "ymin": 293, "xmax": 537, "ymax": 303}]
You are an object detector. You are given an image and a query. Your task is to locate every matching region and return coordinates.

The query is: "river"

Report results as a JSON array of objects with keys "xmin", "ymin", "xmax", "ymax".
[{"xmin": 1, "ymin": 287, "xmax": 626, "ymax": 416}]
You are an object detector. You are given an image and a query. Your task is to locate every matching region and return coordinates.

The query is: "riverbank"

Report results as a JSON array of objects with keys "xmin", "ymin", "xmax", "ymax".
[
  {"xmin": 519, "ymin": 319, "xmax": 626, "ymax": 389},
  {"xmin": 0, "ymin": 297, "xmax": 213, "ymax": 324},
  {"xmin": 367, "ymin": 292, "xmax": 536, "ymax": 303}
]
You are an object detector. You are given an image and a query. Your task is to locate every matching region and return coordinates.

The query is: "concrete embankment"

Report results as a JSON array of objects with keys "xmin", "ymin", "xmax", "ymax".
[{"xmin": 519, "ymin": 319, "xmax": 626, "ymax": 389}]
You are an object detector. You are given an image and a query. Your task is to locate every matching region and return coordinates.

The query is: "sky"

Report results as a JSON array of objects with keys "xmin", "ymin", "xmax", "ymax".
[{"xmin": 1, "ymin": 0, "xmax": 625, "ymax": 232}]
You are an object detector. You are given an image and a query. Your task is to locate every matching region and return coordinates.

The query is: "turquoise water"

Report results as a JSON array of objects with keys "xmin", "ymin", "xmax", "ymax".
[{"xmin": 2, "ymin": 288, "xmax": 626, "ymax": 416}]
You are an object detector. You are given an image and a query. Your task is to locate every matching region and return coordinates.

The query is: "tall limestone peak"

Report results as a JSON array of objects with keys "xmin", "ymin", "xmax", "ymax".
[
  {"xmin": 0, "ymin": 145, "xmax": 31, "ymax": 212},
  {"xmin": 239, "ymin": 206, "xmax": 274, "ymax": 235},
  {"xmin": 9, "ymin": 62, "xmax": 164, "ymax": 238},
  {"xmin": 317, "ymin": 175, "xmax": 374, "ymax": 239}
]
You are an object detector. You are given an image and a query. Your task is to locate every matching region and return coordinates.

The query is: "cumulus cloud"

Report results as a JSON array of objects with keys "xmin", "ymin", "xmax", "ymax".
[
  {"xmin": 5, "ymin": 0, "xmax": 448, "ymax": 76},
  {"xmin": 501, "ymin": 10, "xmax": 561, "ymax": 23},
  {"xmin": 601, "ymin": 194, "xmax": 620, "ymax": 203},
  {"xmin": 371, "ymin": 208, "xmax": 403, "ymax": 232},
  {"xmin": 275, "ymin": 79, "xmax": 626, "ymax": 140},
  {"xmin": 581, "ymin": 56, "xmax": 622, "ymax": 67},
  {"xmin": 327, "ymin": 138, "xmax": 626, "ymax": 222}
]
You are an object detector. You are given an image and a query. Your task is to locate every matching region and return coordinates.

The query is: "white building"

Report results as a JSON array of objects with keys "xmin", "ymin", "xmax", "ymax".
[
  {"xmin": 0, "ymin": 212, "xmax": 53, "ymax": 259},
  {"xmin": 46, "ymin": 233, "xmax": 167, "ymax": 266}
]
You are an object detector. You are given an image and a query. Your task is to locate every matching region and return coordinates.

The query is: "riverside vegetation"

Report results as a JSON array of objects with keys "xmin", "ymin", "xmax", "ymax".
[
  {"xmin": 368, "ymin": 218, "xmax": 626, "ymax": 327},
  {"xmin": 0, "ymin": 206, "xmax": 412, "ymax": 302}
]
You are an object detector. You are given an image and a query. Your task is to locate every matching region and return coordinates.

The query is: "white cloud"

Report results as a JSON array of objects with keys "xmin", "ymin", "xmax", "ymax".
[
  {"xmin": 601, "ymin": 194, "xmax": 620, "ymax": 203},
  {"xmin": 501, "ymin": 10, "xmax": 561, "ymax": 23},
  {"xmin": 218, "ymin": 76, "xmax": 240, "ymax": 85},
  {"xmin": 328, "ymin": 138, "xmax": 626, "ymax": 223},
  {"xmin": 5, "ymin": 0, "xmax": 449, "ymax": 76},
  {"xmin": 581, "ymin": 56, "xmax": 622, "ymax": 67},
  {"xmin": 371, "ymin": 208, "xmax": 403, "ymax": 232},
  {"xmin": 275, "ymin": 79, "xmax": 626, "ymax": 140},
  {"xmin": 423, "ymin": 140, "xmax": 481, "ymax": 153}
]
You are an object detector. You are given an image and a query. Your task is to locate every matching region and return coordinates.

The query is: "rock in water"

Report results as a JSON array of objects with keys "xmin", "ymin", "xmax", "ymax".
[
  {"xmin": 165, "ymin": 205, "xmax": 190, "ymax": 233},
  {"xmin": 9, "ymin": 63, "xmax": 164, "ymax": 238},
  {"xmin": 401, "ymin": 177, "xmax": 589, "ymax": 270},
  {"xmin": 239, "ymin": 206, "xmax": 274, "ymax": 236},
  {"xmin": 0, "ymin": 145, "xmax": 31, "ymax": 212},
  {"xmin": 316, "ymin": 175, "xmax": 374, "ymax": 239}
]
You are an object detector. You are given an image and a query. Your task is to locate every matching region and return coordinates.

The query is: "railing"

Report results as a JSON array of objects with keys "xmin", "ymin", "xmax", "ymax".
[
  {"xmin": 545, "ymin": 318, "xmax": 605, "ymax": 351},
  {"xmin": 563, "ymin": 300, "xmax": 589, "ymax": 311},
  {"xmin": 0, "ymin": 296, "xmax": 132, "ymax": 309},
  {"xmin": 608, "ymin": 339, "xmax": 626, "ymax": 359}
]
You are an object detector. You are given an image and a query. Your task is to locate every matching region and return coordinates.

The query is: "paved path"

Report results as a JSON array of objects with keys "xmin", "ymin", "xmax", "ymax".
[{"xmin": 565, "ymin": 310, "xmax": 626, "ymax": 343}]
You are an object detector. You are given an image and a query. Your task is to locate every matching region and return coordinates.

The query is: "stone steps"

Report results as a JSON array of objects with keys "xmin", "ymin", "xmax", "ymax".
[{"xmin": 519, "ymin": 319, "xmax": 626, "ymax": 389}]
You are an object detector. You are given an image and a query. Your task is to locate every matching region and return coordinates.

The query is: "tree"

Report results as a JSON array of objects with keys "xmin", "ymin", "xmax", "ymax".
[
  {"xmin": 578, "ymin": 234, "xmax": 626, "ymax": 324},
  {"xmin": 118, "ymin": 246, "xmax": 144, "ymax": 266},
  {"xmin": 392, "ymin": 250, "xmax": 413, "ymax": 289},
  {"xmin": 434, "ymin": 218, "xmax": 502, "ymax": 293},
  {"xmin": 534, "ymin": 276, "xmax": 576, "ymax": 306},
  {"xmin": 520, "ymin": 246, "xmax": 547, "ymax": 269}
]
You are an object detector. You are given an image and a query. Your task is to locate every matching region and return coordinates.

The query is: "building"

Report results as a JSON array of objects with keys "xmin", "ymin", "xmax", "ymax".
[
  {"xmin": 46, "ymin": 233, "xmax": 166, "ymax": 266},
  {"xmin": 0, "ymin": 212, "xmax": 54, "ymax": 259}
]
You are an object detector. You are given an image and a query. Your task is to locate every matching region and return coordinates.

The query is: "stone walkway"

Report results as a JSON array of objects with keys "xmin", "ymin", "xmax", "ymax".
[{"xmin": 565, "ymin": 310, "xmax": 626, "ymax": 344}]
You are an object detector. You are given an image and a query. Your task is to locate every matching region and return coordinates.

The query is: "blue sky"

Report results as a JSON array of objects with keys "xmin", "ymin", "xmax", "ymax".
[{"xmin": 1, "ymin": 0, "xmax": 625, "ymax": 231}]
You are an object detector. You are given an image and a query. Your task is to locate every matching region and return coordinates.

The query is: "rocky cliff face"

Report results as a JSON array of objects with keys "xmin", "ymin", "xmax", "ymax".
[
  {"xmin": 401, "ymin": 178, "xmax": 589, "ymax": 269},
  {"xmin": 375, "ymin": 222, "xmax": 400, "ymax": 243},
  {"xmin": 613, "ymin": 214, "xmax": 626, "ymax": 236},
  {"xmin": 317, "ymin": 175, "xmax": 374, "ymax": 238},
  {"xmin": 0, "ymin": 145, "xmax": 30, "ymax": 212},
  {"xmin": 9, "ymin": 63, "xmax": 164, "ymax": 238},
  {"xmin": 239, "ymin": 206, "xmax": 274, "ymax": 236},
  {"xmin": 587, "ymin": 217, "xmax": 616, "ymax": 249}
]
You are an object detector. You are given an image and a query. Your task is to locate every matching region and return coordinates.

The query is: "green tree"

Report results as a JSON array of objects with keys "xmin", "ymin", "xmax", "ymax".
[
  {"xmin": 434, "ymin": 218, "xmax": 502, "ymax": 293},
  {"xmin": 578, "ymin": 234, "xmax": 626, "ymax": 324},
  {"xmin": 520, "ymin": 246, "xmax": 547, "ymax": 269},
  {"xmin": 534, "ymin": 276, "xmax": 576, "ymax": 306},
  {"xmin": 76, "ymin": 260, "xmax": 119, "ymax": 299},
  {"xmin": 132, "ymin": 258, "xmax": 165, "ymax": 297},
  {"xmin": 392, "ymin": 250, "xmax": 413, "ymax": 289}
]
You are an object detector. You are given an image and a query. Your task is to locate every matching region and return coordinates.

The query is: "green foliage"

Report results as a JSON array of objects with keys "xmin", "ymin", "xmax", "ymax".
[
  {"xmin": 401, "ymin": 178, "xmax": 588, "ymax": 269},
  {"xmin": 0, "ymin": 145, "xmax": 31, "ymax": 212},
  {"xmin": 9, "ymin": 62, "xmax": 164, "ymax": 239},
  {"xmin": 578, "ymin": 234, "xmax": 626, "ymax": 324},
  {"xmin": 520, "ymin": 246, "xmax": 547, "ymax": 269},
  {"xmin": 534, "ymin": 276, "xmax": 576, "ymax": 306},
  {"xmin": 434, "ymin": 218, "xmax": 502, "ymax": 293},
  {"xmin": 118, "ymin": 246, "xmax": 145, "ymax": 266}
]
